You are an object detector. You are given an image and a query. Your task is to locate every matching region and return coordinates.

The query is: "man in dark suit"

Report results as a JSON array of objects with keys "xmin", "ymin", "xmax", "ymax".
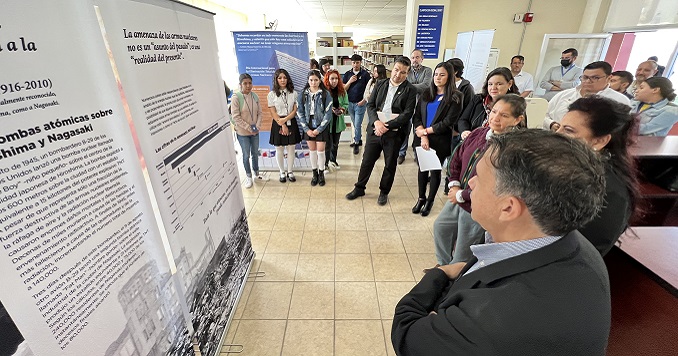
[
  {"xmin": 346, "ymin": 56, "xmax": 417, "ymax": 205},
  {"xmin": 392, "ymin": 129, "xmax": 611, "ymax": 355}
]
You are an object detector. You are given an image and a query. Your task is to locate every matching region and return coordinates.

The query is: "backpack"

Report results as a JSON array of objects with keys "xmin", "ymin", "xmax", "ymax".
[{"xmin": 230, "ymin": 91, "xmax": 259, "ymax": 125}]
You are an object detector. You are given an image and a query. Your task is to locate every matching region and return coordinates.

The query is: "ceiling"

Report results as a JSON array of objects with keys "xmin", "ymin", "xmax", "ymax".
[{"xmin": 294, "ymin": 0, "xmax": 408, "ymax": 37}]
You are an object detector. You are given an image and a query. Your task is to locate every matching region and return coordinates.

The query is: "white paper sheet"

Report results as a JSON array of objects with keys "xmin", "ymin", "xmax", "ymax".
[
  {"xmin": 415, "ymin": 146, "xmax": 443, "ymax": 171},
  {"xmin": 377, "ymin": 111, "xmax": 399, "ymax": 123}
]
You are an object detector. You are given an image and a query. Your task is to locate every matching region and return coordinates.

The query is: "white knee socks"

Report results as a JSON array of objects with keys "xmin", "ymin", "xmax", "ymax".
[
  {"xmin": 275, "ymin": 146, "xmax": 285, "ymax": 173},
  {"xmin": 286, "ymin": 145, "xmax": 295, "ymax": 173},
  {"xmin": 317, "ymin": 151, "xmax": 326, "ymax": 170},
  {"xmin": 310, "ymin": 150, "xmax": 318, "ymax": 170}
]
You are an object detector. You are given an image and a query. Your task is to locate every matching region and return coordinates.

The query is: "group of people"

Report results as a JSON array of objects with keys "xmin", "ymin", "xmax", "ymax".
[{"xmin": 229, "ymin": 47, "xmax": 678, "ymax": 354}]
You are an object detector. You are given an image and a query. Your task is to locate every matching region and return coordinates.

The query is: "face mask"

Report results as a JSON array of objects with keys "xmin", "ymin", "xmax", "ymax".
[{"xmin": 561, "ymin": 59, "xmax": 572, "ymax": 67}]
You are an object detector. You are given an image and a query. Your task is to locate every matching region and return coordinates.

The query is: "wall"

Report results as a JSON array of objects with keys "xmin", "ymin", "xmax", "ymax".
[{"xmin": 442, "ymin": 0, "xmax": 591, "ymax": 75}]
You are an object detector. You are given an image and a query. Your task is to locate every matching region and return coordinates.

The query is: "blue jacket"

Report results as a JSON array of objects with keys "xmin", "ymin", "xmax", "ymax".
[
  {"xmin": 297, "ymin": 88, "xmax": 333, "ymax": 133},
  {"xmin": 633, "ymin": 98, "xmax": 678, "ymax": 136}
]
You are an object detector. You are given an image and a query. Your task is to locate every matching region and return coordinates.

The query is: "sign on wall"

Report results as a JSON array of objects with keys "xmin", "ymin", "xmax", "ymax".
[{"xmin": 415, "ymin": 5, "xmax": 444, "ymax": 59}]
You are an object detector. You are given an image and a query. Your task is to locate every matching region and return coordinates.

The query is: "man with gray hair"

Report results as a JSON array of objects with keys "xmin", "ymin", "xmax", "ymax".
[
  {"xmin": 392, "ymin": 129, "xmax": 611, "ymax": 355},
  {"xmin": 627, "ymin": 60, "xmax": 658, "ymax": 96}
]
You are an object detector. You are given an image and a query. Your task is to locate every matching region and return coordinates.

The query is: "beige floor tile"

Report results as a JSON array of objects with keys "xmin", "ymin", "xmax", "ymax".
[
  {"xmin": 335, "ymin": 230, "xmax": 370, "ymax": 253},
  {"xmin": 388, "ymin": 197, "xmax": 416, "ymax": 212},
  {"xmin": 295, "ymin": 254, "xmax": 334, "ymax": 281},
  {"xmin": 233, "ymin": 281, "xmax": 254, "ymax": 319},
  {"xmin": 251, "ymin": 197, "xmax": 283, "ymax": 213},
  {"xmin": 274, "ymin": 212, "xmax": 307, "ymax": 231},
  {"xmin": 368, "ymin": 230, "xmax": 405, "ymax": 253},
  {"xmin": 240, "ymin": 184, "xmax": 264, "ymax": 198},
  {"xmin": 308, "ymin": 198, "xmax": 336, "ymax": 212},
  {"xmin": 372, "ymin": 254, "xmax": 415, "ymax": 281},
  {"xmin": 257, "ymin": 253, "xmax": 299, "ymax": 281},
  {"xmin": 285, "ymin": 185, "xmax": 312, "ymax": 198},
  {"xmin": 305, "ymin": 212, "xmax": 337, "ymax": 231},
  {"xmin": 282, "ymin": 320, "xmax": 334, "ymax": 356},
  {"xmin": 335, "ymin": 253, "xmax": 374, "ymax": 281},
  {"xmin": 222, "ymin": 319, "xmax": 239, "ymax": 347},
  {"xmin": 232, "ymin": 319, "xmax": 286, "ymax": 355},
  {"xmin": 336, "ymin": 196, "xmax": 363, "ymax": 212},
  {"xmin": 288, "ymin": 282, "xmax": 334, "ymax": 319},
  {"xmin": 243, "ymin": 197, "xmax": 256, "ymax": 214},
  {"xmin": 335, "ymin": 282, "xmax": 381, "ymax": 319},
  {"xmin": 406, "ymin": 253, "xmax": 438, "ymax": 282},
  {"xmin": 260, "ymin": 185, "xmax": 288, "ymax": 198},
  {"xmin": 362, "ymin": 198, "xmax": 393, "ymax": 213},
  {"xmin": 335, "ymin": 320, "xmax": 387, "ymax": 356},
  {"xmin": 336, "ymin": 212, "xmax": 366, "ymax": 231},
  {"xmin": 375, "ymin": 282, "xmax": 416, "ymax": 319},
  {"xmin": 310, "ymin": 186, "xmax": 336, "ymax": 199},
  {"xmin": 300, "ymin": 230, "xmax": 336, "ymax": 253},
  {"xmin": 249, "ymin": 230, "xmax": 270, "ymax": 254},
  {"xmin": 393, "ymin": 213, "xmax": 429, "ymax": 231},
  {"xmin": 365, "ymin": 212, "xmax": 397, "ymax": 230},
  {"xmin": 382, "ymin": 319, "xmax": 396, "ymax": 356},
  {"xmin": 247, "ymin": 212, "xmax": 278, "ymax": 230},
  {"xmin": 266, "ymin": 230, "xmax": 303, "ymax": 253},
  {"xmin": 280, "ymin": 197, "xmax": 310, "ymax": 213},
  {"xmin": 242, "ymin": 282, "xmax": 294, "ymax": 319},
  {"xmin": 400, "ymin": 230, "xmax": 435, "ymax": 254}
]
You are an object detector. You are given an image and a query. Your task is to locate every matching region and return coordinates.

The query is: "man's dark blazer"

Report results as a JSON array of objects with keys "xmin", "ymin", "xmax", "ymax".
[
  {"xmin": 366, "ymin": 79, "xmax": 417, "ymax": 133},
  {"xmin": 412, "ymin": 92, "xmax": 463, "ymax": 160},
  {"xmin": 392, "ymin": 231, "xmax": 611, "ymax": 356}
]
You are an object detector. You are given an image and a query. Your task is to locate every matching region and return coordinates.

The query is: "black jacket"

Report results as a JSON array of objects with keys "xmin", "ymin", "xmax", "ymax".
[
  {"xmin": 457, "ymin": 78, "xmax": 475, "ymax": 113},
  {"xmin": 392, "ymin": 231, "xmax": 611, "ymax": 356},
  {"xmin": 366, "ymin": 79, "xmax": 417, "ymax": 132},
  {"xmin": 412, "ymin": 93, "xmax": 463, "ymax": 160},
  {"xmin": 457, "ymin": 94, "xmax": 487, "ymax": 133}
]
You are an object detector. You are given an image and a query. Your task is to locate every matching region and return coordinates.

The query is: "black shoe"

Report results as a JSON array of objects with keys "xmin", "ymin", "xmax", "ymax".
[
  {"xmin": 349, "ymin": 141, "xmax": 356, "ymax": 147},
  {"xmin": 357, "ymin": 140, "xmax": 363, "ymax": 146},
  {"xmin": 346, "ymin": 188, "xmax": 365, "ymax": 200},
  {"xmin": 279, "ymin": 172, "xmax": 287, "ymax": 183},
  {"xmin": 377, "ymin": 193, "xmax": 388, "ymax": 206},
  {"xmin": 287, "ymin": 172, "xmax": 296, "ymax": 182},
  {"xmin": 353, "ymin": 145, "xmax": 360, "ymax": 155},
  {"xmin": 397, "ymin": 156, "xmax": 405, "ymax": 165},
  {"xmin": 420, "ymin": 200, "xmax": 434, "ymax": 216},
  {"xmin": 318, "ymin": 170, "xmax": 326, "ymax": 186},
  {"xmin": 311, "ymin": 169, "xmax": 319, "ymax": 186},
  {"xmin": 412, "ymin": 198, "xmax": 426, "ymax": 214}
]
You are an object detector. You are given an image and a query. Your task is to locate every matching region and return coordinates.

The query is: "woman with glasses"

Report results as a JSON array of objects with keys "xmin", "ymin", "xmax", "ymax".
[
  {"xmin": 268, "ymin": 68, "xmax": 301, "ymax": 183},
  {"xmin": 632, "ymin": 77, "xmax": 678, "ymax": 136}
]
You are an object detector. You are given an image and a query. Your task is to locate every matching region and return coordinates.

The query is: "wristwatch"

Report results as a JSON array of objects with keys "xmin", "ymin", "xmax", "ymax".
[{"xmin": 455, "ymin": 189, "xmax": 465, "ymax": 203}]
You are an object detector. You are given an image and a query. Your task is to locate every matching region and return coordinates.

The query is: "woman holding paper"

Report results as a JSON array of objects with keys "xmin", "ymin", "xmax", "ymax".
[
  {"xmin": 412, "ymin": 62, "xmax": 463, "ymax": 216},
  {"xmin": 432, "ymin": 94, "xmax": 525, "ymax": 266}
]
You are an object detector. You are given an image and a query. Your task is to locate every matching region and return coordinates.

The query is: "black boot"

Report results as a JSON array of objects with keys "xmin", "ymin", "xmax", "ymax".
[
  {"xmin": 420, "ymin": 200, "xmax": 434, "ymax": 216},
  {"xmin": 311, "ymin": 169, "xmax": 319, "ymax": 186},
  {"xmin": 412, "ymin": 198, "xmax": 426, "ymax": 214},
  {"xmin": 318, "ymin": 169, "xmax": 326, "ymax": 186}
]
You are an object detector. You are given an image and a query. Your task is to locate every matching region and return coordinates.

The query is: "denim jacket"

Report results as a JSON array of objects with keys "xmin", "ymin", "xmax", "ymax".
[
  {"xmin": 297, "ymin": 88, "xmax": 333, "ymax": 133},
  {"xmin": 633, "ymin": 98, "xmax": 678, "ymax": 136}
]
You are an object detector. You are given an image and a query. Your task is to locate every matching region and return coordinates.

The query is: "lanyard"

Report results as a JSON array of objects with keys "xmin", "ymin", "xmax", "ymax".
[
  {"xmin": 281, "ymin": 91, "xmax": 289, "ymax": 115},
  {"xmin": 413, "ymin": 68, "xmax": 421, "ymax": 82},
  {"xmin": 243, "ymin": 92, "xmax": 255, "ymax": 121},
  {"xmin": 561, "ymin": 64, "xmax": 574, "ymax": 77}
]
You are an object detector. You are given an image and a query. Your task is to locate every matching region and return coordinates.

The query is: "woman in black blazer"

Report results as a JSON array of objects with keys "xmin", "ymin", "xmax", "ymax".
[{"xmin": 412, "ymin": 62, "xmax": 463, "ymax": 216}]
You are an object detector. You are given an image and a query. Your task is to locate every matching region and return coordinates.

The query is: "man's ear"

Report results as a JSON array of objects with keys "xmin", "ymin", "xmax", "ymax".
[{"xmin": 498, "ymin": 196, "xmax": 524, "ymax": 222}]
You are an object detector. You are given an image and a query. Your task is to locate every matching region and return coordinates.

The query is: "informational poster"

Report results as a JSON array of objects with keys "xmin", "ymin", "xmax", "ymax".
[
  {"xmin": 454, "ymin": 29, "xmax": 495, "ymax": 93},
  {"xmin": 0, "ymin": 1, "xmax": 253, "ymax": 356},
  {"xmin": 415, "ymin": 5, "xmax": 444, "ymax": 59},
  {"xmin": 95, "ymin": 1, "xmax": 253, "ymax": 355},
  {"xmin": 232, "ymin": 31, "xmax": 312, "ymax": 169},
  {"xmin": 0, "ymin": 1, "xmax": 189, "ymax": 355}
]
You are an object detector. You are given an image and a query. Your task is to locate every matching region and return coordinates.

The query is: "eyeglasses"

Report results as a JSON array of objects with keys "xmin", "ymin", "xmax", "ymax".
[{"xmin": 579, "ymin": 75, "xmax": 606, "ymax": 83}]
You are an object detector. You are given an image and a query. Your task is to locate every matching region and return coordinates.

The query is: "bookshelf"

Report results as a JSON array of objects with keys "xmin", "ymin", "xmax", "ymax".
[
  {"xmin": 356, "ymin": 35, "xmax": 404, "ymax": 73},
  {"xmin": 315, "ymin": 32, "xmax": 354, "ymax": 74}
]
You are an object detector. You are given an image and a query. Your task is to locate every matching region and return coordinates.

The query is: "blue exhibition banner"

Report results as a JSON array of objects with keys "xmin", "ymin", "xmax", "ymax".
[
  {"xmin": 415, "ymin": 5, "xmax": 444, "ymax": 59},
  {"xmin": 232, "ymin": 31, "xmax": 311, "ymax": 170}
]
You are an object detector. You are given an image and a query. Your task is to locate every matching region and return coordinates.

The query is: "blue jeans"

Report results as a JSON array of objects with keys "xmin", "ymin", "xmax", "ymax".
[
  {"xmin": 399, "ymin": 118, "xmax": 413, "ymax": 157},
  {"xmin": 236, "ymin": 134, "xmax": 259, "ymax": 177},
  {"xmin": 348, "ymin": 102, "xmax": 367, "ymax": 143}
]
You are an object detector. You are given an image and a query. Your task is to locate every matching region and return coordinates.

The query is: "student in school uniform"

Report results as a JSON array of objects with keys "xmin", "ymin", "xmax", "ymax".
[
  {"xmin": 297, "ymin": 70, "xmax": 333, "ymax": 186},
  {"xmin": 267, "ymin": 68, "xmax": 302, "ymax": 183}
]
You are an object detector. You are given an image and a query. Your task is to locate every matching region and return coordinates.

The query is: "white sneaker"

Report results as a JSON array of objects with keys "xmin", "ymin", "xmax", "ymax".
[
  {"xmin": 255, "ymin": 172, "xmax": 269, "ymax": 181},
  {"xmin": 244, "ymin": 177, "xmax": 253, "ymax": 188},
  {"xmin": 327, "ymin": 162, "xmax": 336, "ymax": 173}
]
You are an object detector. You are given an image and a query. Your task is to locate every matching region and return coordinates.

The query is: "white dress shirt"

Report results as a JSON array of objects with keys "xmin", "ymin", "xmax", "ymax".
[
  {"xmin": 543, "ymin": 86, "xmax": 632, "ymax": 129},
  {"xmin": 513, "ymin": 71, "xmax": 534, "ymax": 94}
]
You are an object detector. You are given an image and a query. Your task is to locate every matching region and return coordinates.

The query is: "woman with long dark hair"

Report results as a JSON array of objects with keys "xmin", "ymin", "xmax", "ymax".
[
  {"xmin": 267, "ymin": 68, "xmax": 301, "ymax": 183},
  {"xmin": 232, "ymin": 73, "xmax": 264, "ymax": 188},
  {"xmin": 323, "ymin": 69, "xmax": 348, "ymax": 171},
  {"xmin": 557, "ymin": 96, "xmax": 639, "ymax": 255},
  {"xmin": 297, "ymin": 70, "xmax": 333, "ymax": 186},
  {"xmin": 411, "ymin": 62, "xmax": 463, "ymax": 216},
  {"xmin": 632, "ymin": 76, "xmax": 678, "ymax": 136},
  {"xmin": 457, "ymin": 67, "xmax": 520, "ymax": 139}
]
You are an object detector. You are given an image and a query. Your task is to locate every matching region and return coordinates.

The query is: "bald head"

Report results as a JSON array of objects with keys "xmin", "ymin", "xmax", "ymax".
[{"xmin": 635, "ymin": 61, "xmax": 658, "ymax": 82}]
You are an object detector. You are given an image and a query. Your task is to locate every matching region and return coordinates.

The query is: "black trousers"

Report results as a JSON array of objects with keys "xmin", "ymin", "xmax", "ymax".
[
  {"xmin": 325, "ymin": 132, "xmax": 342, "ymax": 165},
  {"xmin": 354, "ymin": 130, "xmax": 404, "ymax": 195}
]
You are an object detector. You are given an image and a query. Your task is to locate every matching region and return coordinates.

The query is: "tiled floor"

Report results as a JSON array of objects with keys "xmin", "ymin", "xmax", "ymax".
[{"xmin": 224, "ymin": 140, "xmax": 447, "ymax": 356}]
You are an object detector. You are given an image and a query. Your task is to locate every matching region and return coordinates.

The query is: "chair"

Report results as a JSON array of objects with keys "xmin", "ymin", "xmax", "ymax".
[{"xmin": 524, "ymin": 97, "xmax": 549, "ymax": 129}]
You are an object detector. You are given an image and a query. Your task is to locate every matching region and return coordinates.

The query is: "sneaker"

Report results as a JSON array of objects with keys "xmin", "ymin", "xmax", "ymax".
[
  {"xmin": 287, "ymin": 172, "xmax": 296, "ymax": 182},
  {"xmin": 255, "ymin": 172, "xmax": 269, "ymax": 181},
  {"xmin": 243, "ymin": 177, "xmax": 253, "ymax": 189},
  {"xmin": 324, "ymin": 165, "xmax": 331, "ymax": 174},
  {"xmin": 279, "ymin": 172, "xmax": 287, "ymax": 183},
  {"xmin": 332, "ymin": 161, "xmax": 341, "ymax": 170},
  {"xmin": 328, "ymin": 162, "xmax": 337, "ymax": 172}
]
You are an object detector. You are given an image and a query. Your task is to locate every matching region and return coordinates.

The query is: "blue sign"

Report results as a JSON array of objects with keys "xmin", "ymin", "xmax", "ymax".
[{"xmin": 415, "ymin": 5, "xmax": 444, "ymax": 59}]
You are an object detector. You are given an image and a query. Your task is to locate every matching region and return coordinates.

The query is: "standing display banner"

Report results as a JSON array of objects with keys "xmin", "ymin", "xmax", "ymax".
[
  {"xmin": 0, "ymin": 1, "xmax": 253, "ymax": 356},
  {"xmin": 415, "ymin": 5, "xmax": 444, "ymax": 59},
  {"xmin": 232, "ymin": 31, "xmax": 311, "ymax": 170},
  {"xmin": 454, "ymin": 30, "xmax": 495, "ymax": 93}
]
